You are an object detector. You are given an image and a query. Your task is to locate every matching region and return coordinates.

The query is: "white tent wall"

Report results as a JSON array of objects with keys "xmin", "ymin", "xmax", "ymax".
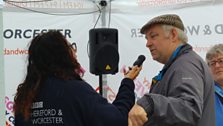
[
  {"xmin": 3, "ymin": 0, "xmax": 223, "ymax": 125},
  {"xmin": 1, "ymin": 4, "xmax": 5, "ymax": 126}
]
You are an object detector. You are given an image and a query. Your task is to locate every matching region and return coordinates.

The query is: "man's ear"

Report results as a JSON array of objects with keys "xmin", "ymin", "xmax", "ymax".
[{"xmin": 170, "ymin": 28, "xmax": 178, "ymax": 42}]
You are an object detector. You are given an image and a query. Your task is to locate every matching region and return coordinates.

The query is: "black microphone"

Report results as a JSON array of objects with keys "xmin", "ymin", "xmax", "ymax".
[{"xmin": 133, "ymin": 55, "xmax": 146, "ymax": 67}]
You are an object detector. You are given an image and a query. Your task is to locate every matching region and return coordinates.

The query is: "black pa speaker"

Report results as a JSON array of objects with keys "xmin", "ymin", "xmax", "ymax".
[{"xmin": 89, "ymin": 28, "xmax": 119, "ymax": 75}]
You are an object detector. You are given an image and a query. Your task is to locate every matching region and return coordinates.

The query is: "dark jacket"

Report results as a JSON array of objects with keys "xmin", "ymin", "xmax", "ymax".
[
  {"xmin": 138, "ymin": 44, "xmax": 216, "ymax": 126},
  {"xmin": 15, "ymin": 77, "xmax": 135, "ymax": 126}
]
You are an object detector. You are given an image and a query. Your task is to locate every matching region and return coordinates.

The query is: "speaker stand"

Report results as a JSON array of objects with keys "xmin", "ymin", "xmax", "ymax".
[
  {"xmin": 99, "ymin": 75, "xmax": 103, "ymax": 95},
  {"xmin": 99, "ymin": 74, "xmax": 108, "ymax": 97}
]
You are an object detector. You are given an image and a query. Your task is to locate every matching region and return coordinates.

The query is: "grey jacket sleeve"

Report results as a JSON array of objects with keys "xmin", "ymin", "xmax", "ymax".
[{"xmin": 137, "ymin": 60, "xmax": 204, "ymax": 126}]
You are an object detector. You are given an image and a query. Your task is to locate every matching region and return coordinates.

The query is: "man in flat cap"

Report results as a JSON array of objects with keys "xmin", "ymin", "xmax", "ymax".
[{"xmin": 128, "ymin": 14, "xmax": 216, "ymax": 126}]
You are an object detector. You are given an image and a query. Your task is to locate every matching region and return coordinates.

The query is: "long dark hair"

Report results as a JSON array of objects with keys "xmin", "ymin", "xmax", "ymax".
[{"xmin": 14, "ymin": 30, "xmax": 83, "ymax": 120}]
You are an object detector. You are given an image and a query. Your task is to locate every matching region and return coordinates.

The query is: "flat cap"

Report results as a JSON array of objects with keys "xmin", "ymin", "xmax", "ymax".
[{"xmin": 140, "ymin": 14, "xmax": 185, "ymax": 34}]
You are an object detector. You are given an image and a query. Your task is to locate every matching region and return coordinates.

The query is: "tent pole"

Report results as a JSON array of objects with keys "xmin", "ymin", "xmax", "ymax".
[{"xmin": 99, "ymin": 0, "xmax": 108, "ymax": 98}]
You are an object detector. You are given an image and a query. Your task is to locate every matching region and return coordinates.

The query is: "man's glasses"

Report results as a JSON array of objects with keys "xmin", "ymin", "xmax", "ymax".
[
  {"xmin": 70, "ymin": 42, "xmax": 77, "ymax": 51},
  {"xmin": 208, "ymin": 58, "xmax": 223, "ymax": 68}
]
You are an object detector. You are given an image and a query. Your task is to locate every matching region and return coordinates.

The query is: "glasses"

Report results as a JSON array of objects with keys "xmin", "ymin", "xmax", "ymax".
[
  {"xmin": 208, "ymin": 58, "xmax": 223, "ymax": 68},
  {"xmin": 70, "ymin": 42, "xmax": 77, "ymax": 51}
]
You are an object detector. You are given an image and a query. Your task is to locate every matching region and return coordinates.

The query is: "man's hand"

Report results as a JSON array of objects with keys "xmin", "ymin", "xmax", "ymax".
[{"xmin": 128, "ymin": 104, "xmax": 148, "ymax": 126}]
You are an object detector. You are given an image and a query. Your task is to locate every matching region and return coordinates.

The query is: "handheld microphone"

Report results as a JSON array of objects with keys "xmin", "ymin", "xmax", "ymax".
[{"xmin": 133, "ymin": 55, "xmax": 146, "ymax": 67}]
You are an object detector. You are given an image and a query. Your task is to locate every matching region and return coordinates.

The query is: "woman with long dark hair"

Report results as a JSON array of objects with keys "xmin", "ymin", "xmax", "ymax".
[{"xmin": 14, "ymin": 30, "xmax": 142, "ymax": 126}]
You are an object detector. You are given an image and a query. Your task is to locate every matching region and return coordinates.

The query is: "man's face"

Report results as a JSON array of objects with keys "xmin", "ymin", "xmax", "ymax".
[
  {"xmin": 145, "ymin": 25, "xmax": 173, "ymax": 64},
  {"xmin": 208, "ymin": 54, "xmax": 223, "ymax": 86}
]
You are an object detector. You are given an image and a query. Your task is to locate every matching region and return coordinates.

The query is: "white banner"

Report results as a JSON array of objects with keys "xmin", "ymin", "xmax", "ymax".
[{"xmin": 3, "ymin": 11, "xmax": 99, "ymax": 125}]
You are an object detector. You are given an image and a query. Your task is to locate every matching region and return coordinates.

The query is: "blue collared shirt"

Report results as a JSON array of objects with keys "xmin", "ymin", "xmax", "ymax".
[{"xmin": 214, "ymin": 83, "xmax": 223, "ymax": 126}]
